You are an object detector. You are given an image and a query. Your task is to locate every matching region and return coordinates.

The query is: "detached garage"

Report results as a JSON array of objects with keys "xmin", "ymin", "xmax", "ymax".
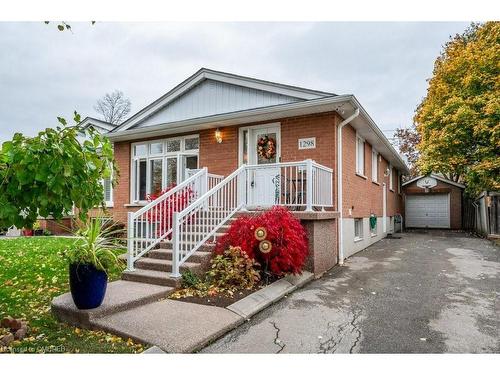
[{"xmin": 403, "ymin": 174, "xmax": 465, "ymax": 230}]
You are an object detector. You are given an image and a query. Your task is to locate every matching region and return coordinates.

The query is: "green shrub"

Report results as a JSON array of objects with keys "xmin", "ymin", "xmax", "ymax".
[
  {"xmin": 171, "ymin": 246, "xmax": 260, "ymax": 299},
  {"xmin": 180, "ymin": 269, "xmax": 201, "ymax": 288}
]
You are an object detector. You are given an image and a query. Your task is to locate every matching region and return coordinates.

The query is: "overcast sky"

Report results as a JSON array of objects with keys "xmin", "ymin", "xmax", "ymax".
[{"xmin": 0, "ymin": 22, "xmax": 470, "ymax": 143}]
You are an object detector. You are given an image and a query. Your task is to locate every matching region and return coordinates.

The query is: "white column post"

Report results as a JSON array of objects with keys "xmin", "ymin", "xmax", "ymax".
[
  {"xmin": 306, "ymin": 159, "xmax": 313, "ymax": 212},
  {"xmin": 127, "ymin": 212, "xmax": 135, "ymax": 271},
  {"xmin": 171, "ymin": 212, "xmax": 181, "ymax": 278}
]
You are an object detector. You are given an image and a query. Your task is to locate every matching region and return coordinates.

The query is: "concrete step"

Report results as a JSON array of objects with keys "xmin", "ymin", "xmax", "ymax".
[
  {"xmin": 158, "ymin": 241, "xmax": 215, "ymax": 251},
  {"xmin": 122, "ymin": 269, "xmax": 181, "ymax": 288},
  {"xmin": 148, "ymin": 248, "xmax": 212, "ymax": 263},
  {"xmin": 135, "ymin": 257, "xmax": 202, "ymax": 274},
  {"xmin": 184, "ymin": 225, "xmax": 230, "ymax": 233},
  {"xmin": 51, "ymin": 280, "xmax": 174, "ymax": 328},
  {"xmin": 177, "ymin": 232, "xmax": 226, "ymax": 241}
]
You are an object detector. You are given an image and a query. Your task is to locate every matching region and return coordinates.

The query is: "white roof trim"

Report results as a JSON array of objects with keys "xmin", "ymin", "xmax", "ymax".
[
  {"xmin": 402, "ymin": 174, "xmax": 465, "ymax": 188},
  {"xmin": 79, "ymin": 117, "xmax": 115, "ymax": 132},
  {"xmin": 113, "ymin": 68, "xmax": 334, "ymax": 133}
]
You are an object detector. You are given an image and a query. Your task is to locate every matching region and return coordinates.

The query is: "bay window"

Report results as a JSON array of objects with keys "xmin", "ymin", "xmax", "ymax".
[{"xmin": 131, "ymin": 135, "xmax": 199, "ymax": 202}]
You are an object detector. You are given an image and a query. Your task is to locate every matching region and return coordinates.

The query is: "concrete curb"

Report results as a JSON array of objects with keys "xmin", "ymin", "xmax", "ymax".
[{"xmin": 226, "ymin": 271, "xmax": 314, "ymax": 319}]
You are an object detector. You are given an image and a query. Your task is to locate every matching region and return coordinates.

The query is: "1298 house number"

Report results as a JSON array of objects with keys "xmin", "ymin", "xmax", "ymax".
[{"xmin": 298, "ymin": 137, "xmax": 316, "ymax": 150}]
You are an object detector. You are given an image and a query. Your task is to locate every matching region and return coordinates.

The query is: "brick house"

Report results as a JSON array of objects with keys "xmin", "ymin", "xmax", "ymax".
[{"xmin": 87, "ymin": 68, "xmax": 408, "ymax": 283}]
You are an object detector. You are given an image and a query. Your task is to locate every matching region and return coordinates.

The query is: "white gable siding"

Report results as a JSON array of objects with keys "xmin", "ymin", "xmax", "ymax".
[{"xmin": 136, "ymin": 79, "xmax": 303, "ymax": 128}]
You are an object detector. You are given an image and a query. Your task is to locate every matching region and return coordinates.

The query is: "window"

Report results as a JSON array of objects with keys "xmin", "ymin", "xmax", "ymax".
[
  {"xmin": 149, "ymin": 142, "xmax": 163, "ymax": 155},
  {"xmin": 354, "ymin": 218, "xmax": 363, "ymax": 241},
  {"xmin": 184, "ymin": 137, "xmax": 199, "ymax": 151},
  {"xmin": 356, "ymin": 135, "xmax": 365, "ymax": 176},
  {"xmin": 397, "ymin": 171, "xmax": 402, "ymax": 194},
  {"xmin": 389, "ymin": 164, "xmax": 394, "ymax": 190},
  {"xmin": 131, "ymin": 135, "xmax": 199, "ymax": 202},
  {"xmin": 370, "ymin": 216, "xmax": 377, "ymax": 236},
  {"xmin": 371, "ymin": 149, "xmax": 378, "ymax": 182},
  {"xmin": 102, "ymin": 176, "xmax": 113, "ymax": 206},
  {"xmin": 166, "ymin": 139, "xmax": 181, "ymax": 152}
]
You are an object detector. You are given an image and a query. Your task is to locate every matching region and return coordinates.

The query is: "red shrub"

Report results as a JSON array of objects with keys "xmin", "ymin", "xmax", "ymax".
[
  {"xmin": 146, "ymin": 184, "xmax": 194, "ymax": 238},
  {"xmin": 215, "ymin": 206, "xmax": 308, "ymax": 275}
]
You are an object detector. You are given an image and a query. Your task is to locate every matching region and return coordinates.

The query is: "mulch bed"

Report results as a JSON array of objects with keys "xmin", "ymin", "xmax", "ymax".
[{"xmin": 172, "ymin": 275, "xmax": 281, "ymax": 308}]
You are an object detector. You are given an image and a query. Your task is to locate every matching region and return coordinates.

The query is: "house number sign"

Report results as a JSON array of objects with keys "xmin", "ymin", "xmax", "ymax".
[{"xmin": 298, "ymin": 137, "xmax": 316, "ymax": 150}]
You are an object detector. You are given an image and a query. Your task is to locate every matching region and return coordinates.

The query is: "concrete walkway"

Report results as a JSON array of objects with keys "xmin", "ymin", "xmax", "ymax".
[
  {"xmin": 52, "ymin": 270, "xmax": 312, "ymax": 353},
  {"xmin": 202, "ymin": 231, "xmax": 499, "ymax": 353}
]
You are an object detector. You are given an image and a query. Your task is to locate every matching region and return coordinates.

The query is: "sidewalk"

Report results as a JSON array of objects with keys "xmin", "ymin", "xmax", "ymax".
[{"xmin": 51, "ymin": 272, "xmax": 313, "ymax": 353}]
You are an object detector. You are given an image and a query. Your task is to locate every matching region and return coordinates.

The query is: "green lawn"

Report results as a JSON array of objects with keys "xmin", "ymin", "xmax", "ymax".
[{"xmin": 0, "ymin": 237, "xmax": 145, "ymax": 353}]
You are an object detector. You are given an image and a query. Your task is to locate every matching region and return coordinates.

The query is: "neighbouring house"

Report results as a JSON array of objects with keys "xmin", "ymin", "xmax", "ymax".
[
  {"xmin": 402, "ymin": 174, "xmax": 465, "ymax": 230},
  {"xmin": 85, "ymin": 68, "xmax": 408, "ymax": 284}
]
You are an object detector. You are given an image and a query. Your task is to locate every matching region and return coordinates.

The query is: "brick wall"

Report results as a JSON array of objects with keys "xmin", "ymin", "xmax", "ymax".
[
  {"xmin": 403, "ymin": 179, "xmax": 463, "ymax": 229},
  {"xmin": 341, "ymin": 124, "xmax": 403, "ymax": 219}
]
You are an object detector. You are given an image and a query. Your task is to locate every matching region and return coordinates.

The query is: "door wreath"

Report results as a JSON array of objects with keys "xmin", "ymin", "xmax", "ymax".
[{"xmin": 257, "ymin": 135, "xmax": 276, "ymax": 160}]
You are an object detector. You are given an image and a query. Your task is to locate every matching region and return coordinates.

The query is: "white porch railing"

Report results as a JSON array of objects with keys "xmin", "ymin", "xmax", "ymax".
[
  {"xmin": 171, "ymin": 165, "xmax": 247, "ymax": 277},
  {"xmin": 244, "ymin": 160, "xmax": 333, "ymax": 211},
  {"xmin": 169, "ymin": 159, "xmax": 332, "ymax": 276},
  {"xmin": 127, "ymin": 168, "xmax": 209, "ymax": 271},
  {"xmin": 127, "ymin": 159, "xmax": 333, "ymax": 276}
]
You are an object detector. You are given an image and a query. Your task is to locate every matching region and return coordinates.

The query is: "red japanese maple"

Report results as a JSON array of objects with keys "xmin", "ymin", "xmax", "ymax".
[
  {"xmin": 146, "ymin": 184, "xmax": 194, "ymax": 238},
  {"xmin": 215, "ymin": 206, "xmax": 308, "ymax": 275}
]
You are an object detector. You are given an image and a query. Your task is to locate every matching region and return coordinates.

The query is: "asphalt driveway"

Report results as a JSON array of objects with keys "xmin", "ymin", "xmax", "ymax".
[{"xmin": 202, "ymin": 231, "xmax": 499, "ymax": 353}]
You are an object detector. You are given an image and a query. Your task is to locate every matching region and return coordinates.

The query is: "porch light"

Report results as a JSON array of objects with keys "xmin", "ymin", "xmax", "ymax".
[{"xmin": 215, "ymin": 128, "xmax": 223, "ymax": 144}]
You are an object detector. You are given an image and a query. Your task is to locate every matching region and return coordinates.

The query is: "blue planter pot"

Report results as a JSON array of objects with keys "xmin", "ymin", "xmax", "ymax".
[{"xmin": 69, "ymin": 263, "xmax": 108, "ymax": 309}]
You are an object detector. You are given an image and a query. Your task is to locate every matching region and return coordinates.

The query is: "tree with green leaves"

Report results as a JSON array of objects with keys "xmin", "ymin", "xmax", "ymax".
[
  {"xmin": 0, "ymin": 112, "xmax": 116, "ymax": 229},
  {"xmin": 415, "ymin": 22, "xmax": 500, "ymax": 195}
]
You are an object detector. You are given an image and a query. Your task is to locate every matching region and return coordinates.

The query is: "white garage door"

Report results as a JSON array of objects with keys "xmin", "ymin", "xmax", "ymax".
[{"xmin": 405, "ymin": 194, "xmax": 450, "ymax": 228}]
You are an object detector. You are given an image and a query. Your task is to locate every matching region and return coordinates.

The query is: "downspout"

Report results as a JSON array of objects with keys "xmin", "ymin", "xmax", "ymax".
[{"xmin": 337, "ymin": 108, "xmax": 360, "ymax": 265}]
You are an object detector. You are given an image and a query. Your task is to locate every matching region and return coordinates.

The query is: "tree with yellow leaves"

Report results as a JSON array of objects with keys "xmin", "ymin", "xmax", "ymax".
[{"xmin": 415, "ymin": 22, "xmax": 500, "ymax": 195}]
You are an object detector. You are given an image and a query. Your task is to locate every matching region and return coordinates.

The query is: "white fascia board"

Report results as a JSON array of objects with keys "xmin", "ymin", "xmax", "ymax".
[
  {"xmin": 402, "ymin": 174, "xmax": 465, "ymax": 189},
  {"xmin": 113, "ymin": 68, "xmax": 333, "ymax": 133},
  {"xmin": 79, "ymin": 117, "xmax": 115, "ymax": 132},
  {"xmin": 113, "ymin": 72, "xmax": 206, "ymax": 133}
]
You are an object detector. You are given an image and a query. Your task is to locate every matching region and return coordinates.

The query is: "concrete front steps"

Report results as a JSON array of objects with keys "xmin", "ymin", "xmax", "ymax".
[{"xmin": 121, "ymin": 220, "xmax": 236, "ymax": 288}]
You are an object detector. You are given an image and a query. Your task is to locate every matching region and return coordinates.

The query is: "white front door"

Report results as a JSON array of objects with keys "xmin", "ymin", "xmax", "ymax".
[{"xmin": 246, "ymin": 125, "xmax": 280, "ymax": 207}]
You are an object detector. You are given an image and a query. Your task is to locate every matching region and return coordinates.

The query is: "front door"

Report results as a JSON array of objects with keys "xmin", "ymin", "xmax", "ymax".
[{"xmin": 246, "ymin": 125, "xmax": 280, "ymax": 207}]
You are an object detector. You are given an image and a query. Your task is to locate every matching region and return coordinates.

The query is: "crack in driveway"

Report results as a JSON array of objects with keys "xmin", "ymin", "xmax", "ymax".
[
  {"xmin": 349, "ymin": 308, "xmax": 362, "ymax": 353},
  {"xmin": 318, "ymin": 321, "xmax": 349, "ymax": 353},
  {"xmin": 270, "ymin": 321, "xmax": 286, "ymax": 353}
]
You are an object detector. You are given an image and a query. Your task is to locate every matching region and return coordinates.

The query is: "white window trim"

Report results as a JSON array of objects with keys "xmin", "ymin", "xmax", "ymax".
[
  {"xmin": 355, "ymin": 133, "xmax": 365, "ymax": 177},
  {"xmin": 102, "ymin": 173, "xmax": 114, "ymax": 208},
  {"xmin": 371, "ymin": 149, "xmax": 379, "ymax": 183},
  {"xmin": 389, "ymin": 164, "xmax": 394, "ymax": 191},
  {"xmin": 130, "ymin": 135, "xmax": 199, "ymax": 204},
  {"xmin": 354, "ymin": 218, "xmax": 364, "ymax": 242}
]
